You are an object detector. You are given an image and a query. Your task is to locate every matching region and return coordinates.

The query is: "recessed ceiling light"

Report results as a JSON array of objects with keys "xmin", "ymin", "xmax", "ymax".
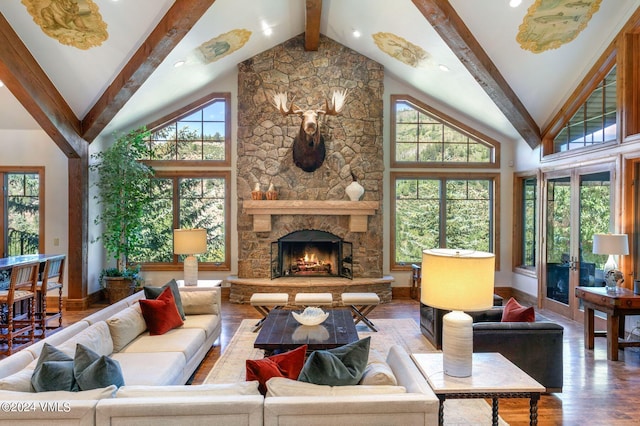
[
  {"xmin": 173, "ymin": 60, "xmax": 185, "ymax": 68},
  {"xmin": 509, "ymin": 0, "xmax": 522, "ymax": 7},
  {"xmin": 263, "ymin": 27, "xmax": 273, "ymax": 36},
  {"xmin": 0, "ymin": 80, "xmax": 4, "ymax": 87},
  {"xmin": 352, "ymin": 29, "xmax": 361, "ymax": 38},
  {"xmin": 438, "ymin": 64, "xmax": 450, "ymax": 72}
]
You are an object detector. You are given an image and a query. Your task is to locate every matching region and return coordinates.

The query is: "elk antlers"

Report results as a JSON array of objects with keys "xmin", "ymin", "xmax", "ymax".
[{"xmin": 269, "ymin": 89, "xmax": 348, "ymax": 116}]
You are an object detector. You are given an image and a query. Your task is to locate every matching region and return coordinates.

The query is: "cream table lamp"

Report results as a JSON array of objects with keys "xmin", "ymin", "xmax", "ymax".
[
  {"xmin": 173, "ymin": 229, "xmax": 207, "ymax": 286},
  {"xmin": 421, "ymin": 248, "xmax": 495, "ymax": 377}
]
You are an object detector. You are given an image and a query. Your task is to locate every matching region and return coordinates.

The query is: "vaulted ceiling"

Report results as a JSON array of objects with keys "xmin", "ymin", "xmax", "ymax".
[{"xmin": 0, "ymin": 0, "xmax": 638, "ymax": 156}]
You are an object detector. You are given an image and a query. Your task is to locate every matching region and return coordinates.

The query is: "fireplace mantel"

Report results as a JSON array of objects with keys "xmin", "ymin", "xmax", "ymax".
[{"xmin": 243, "ymin": 200, "xmax": 379, "ymax": 232}]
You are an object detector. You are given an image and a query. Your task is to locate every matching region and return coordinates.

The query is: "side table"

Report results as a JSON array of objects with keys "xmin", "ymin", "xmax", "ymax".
[{"xmin": 411, "ymin": 352, "xmax": 544, "ymax": 426}]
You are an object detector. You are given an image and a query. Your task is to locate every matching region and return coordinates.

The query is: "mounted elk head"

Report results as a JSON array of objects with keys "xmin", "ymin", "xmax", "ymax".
[{"xmin": 270, "ymin": 89, "xmax": 348, "ymax": 172}]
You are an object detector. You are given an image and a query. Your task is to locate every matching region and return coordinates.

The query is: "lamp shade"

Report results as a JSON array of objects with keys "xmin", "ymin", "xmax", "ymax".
[
  {"xmin": 173, "ymin": 229, "xmax": 207, "ymax": 255},
  {"xmin": 421, "ymin": 248, "xmax": 495, "ymax": 312},
  {"xmin": 592, "ymin": 233, "xmax": 629, "ymax": 255}
]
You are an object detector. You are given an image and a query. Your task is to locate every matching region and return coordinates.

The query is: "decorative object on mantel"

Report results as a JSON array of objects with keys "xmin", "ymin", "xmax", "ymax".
[
  {"xmin": 292, "ymin": 307, "xmax": 329, "ymax": 326},
  {"xmin": 345, "ymin": 172, "xmax": 365, "ymax": 201},
  {"xmin": 251, "ymin": 183, "xmax": 264, "ymax": 200},
  {"xmin": 269, "ymin": 89, "xmax": 348, "ymax": 172},
  {"xmin": 266, "ymin": 183, "xmax": 278, "ymax": 200}
]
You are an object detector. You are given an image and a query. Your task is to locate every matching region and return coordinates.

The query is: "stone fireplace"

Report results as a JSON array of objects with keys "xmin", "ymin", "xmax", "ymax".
[
  {"xmin": 236, "ymin": 33, "xmax": 384, "ymax": 280},
  {"xmin": 271, "ymin": 229, "xmax": 352, "ymax": 279}
]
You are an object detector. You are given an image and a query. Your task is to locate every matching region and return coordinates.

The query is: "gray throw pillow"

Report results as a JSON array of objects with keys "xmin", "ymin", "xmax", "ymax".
[
  {"xmin": 143, "ymin": 279, "xmax": 185, "ymax": 319},
  {"xmin": 298, "ymin": 337, "xmax": 370, "ymax": 386},
  {"xmin": 31, "ymin": 343, "xmax": 77, "ymax": 392},
  {"xmin": 74, "ymin": 343, "xmax": 125, "ymax": 390}
]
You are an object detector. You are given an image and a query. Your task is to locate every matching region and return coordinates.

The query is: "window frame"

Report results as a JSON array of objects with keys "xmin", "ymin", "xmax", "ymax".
[
  {"xmin": 390, "ymin": 171, "xmax": 500, "ymax": 271},
  {"xmin": 0, "ymin": 167, "xmax": 45, "ymax": 257},
  {"xmin": 512, "ymin": 171, "xmax": 540, "ymax": 277},
  {"xmin": 138, "ymin": 92, "xmax": 232, "ymax": 272},
  {"xmin": 390, "ymin": 94, "xmax": 500, "ymax": 169}
]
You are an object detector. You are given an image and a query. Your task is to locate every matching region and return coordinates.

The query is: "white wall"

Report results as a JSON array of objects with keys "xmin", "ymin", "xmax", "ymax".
[
  {"xmin": 0, "ymin": 129, "xmax": 69, "ymax": 295},
  {"xmin": 382, "ymin": 75, "xmax": 518, "ymax": 292}
]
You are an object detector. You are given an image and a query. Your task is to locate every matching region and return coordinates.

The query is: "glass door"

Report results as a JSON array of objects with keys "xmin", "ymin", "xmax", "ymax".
[{"xmin": 543, "ymin": 165, "xmax": 614, "ymax": 321}]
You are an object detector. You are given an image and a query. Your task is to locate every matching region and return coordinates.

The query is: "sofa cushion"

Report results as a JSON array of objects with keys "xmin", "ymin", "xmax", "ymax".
[
  {"xmin": 0, "ymin": 385, "xmax": 117, "ymax": 400},
  {"xmin": 106, "ymin": 304, "xmax": 147, "ymax": 352},
  {"xmin": 144, "ymin": 279, "xmax": 186, "ymax": 319},
  {"xmin": 266, "ymin": 377, "xmax": 406, "ymax": 397},
  {"xmin": 111, "ymin": 352, "xmax": 186, "ymax": 386},
  {"xmin": 120, "ymin": 328, "xmax": 205, "ymax": 362},
  {"xmin": 181, "ymin": 314, "xmax": 220, "ymax": 339},
  {"xmin": 180, "ymin": 290, "xmax": 219, "ymax": 315},
  {"xmin": 501, "ymin": 297, "xmax": 535, "ymax": 322},
  {"xmin": 57, "ymin": 321, "xmax": 114, "ymax": 358},
  {"xmin": 298, "ymin": 337, "xmax": 370, "ymax": 386},
  {"xmin": 139, "ymin": 286, "xmax": 184, "ymax": 335},
  {"xmin": 246, "ymin": 345, "xmax": 307, "ymax": 395},
  {"xmin": 115, "ymin": 382, "xmax": 261, "ymax": 398},
  {"xmin": 31, "ymin": 343, "xmax": 76, "ymax": 392},
  {"xmin": 74, "ymin": 344, "xmax": 125, "ymax": 390}
]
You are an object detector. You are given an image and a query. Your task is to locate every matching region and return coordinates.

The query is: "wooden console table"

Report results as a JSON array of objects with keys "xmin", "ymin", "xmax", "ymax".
[{"xmin": 575, "ymin": 286, "xmax": 640, "ymax": 361}]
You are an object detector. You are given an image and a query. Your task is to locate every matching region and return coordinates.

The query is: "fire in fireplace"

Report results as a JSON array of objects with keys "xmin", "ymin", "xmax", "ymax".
[{"xmin": 271, "ymin": 230, "xmax": 353, "ymax": 279}]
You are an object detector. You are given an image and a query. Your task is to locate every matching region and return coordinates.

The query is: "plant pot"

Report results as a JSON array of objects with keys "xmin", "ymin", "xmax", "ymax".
[{"xmin": 103, "ymin": 276, "xmax": 135, "ymax": 304}]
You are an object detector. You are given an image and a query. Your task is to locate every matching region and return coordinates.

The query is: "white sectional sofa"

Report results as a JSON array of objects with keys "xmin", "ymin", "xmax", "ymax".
[
  {"xmin": 0, "ymin": 286, "xmax": 264, "ymax": 426},
  {"xmin": 0, "ymin": 286, "xmax": 438, "ymax": 426}
]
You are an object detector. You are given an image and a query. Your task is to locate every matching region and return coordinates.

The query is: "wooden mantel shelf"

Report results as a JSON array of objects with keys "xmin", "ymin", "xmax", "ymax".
[{"xmin": 243, "ymin": 200, "xmax": 379, "ymax": 232}]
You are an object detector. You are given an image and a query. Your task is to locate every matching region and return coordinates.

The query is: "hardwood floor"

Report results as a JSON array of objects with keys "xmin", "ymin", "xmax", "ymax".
[{"xmin": 4, "ymin": 295, "xmax": 640, "ymax": 425}]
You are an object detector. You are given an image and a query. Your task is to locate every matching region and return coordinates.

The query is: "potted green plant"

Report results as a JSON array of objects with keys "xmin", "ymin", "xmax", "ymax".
[{"xmin": 91, "ymin": 127, "xmax": 153, "ymax": 304}]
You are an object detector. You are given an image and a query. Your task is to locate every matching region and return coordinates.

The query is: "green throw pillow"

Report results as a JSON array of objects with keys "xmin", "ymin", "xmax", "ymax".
[
  {"xmin": 144, "ymin": 279, "xmax": 185, "ymax": 319},
  {"xmin": 74, "ymin": 343, "xmax": 125, "ymax": 390},
  {"xmin": 31, "ymin": 343, "xmax": 77, "ymax": 392},
  {"xmin": 298, "ymin": 337, "xmax": 370, "ymax": 386}
]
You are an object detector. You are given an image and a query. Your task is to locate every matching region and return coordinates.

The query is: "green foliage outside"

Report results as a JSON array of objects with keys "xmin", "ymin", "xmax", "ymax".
[{"xmin": 7, "ymin": 173, "xmax": 39, "ymax": 255}]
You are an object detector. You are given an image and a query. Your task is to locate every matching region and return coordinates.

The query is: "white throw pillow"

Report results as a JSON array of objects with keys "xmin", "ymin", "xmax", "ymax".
[
  {"xmin": 115, "ymin": 381, "xmax": 260, "ymax": 398},
  {"xmin": 106, "ymin": 304, "xmax": 147, "ymax": 352},
  {"xmin": 265, "ymin": 377, "xmax": 406, "ymax": 397},
  {"xmin": 0, "ymin": 369, "xmax": 35, "ymax": 392},
  {"xmin": 0, "ymin": 385, "xmax": 116, "ymax": 400},
  {"xmin": 57, "ymin": 321, "xmax": 114, "ymax": 358},
  {"xmin": 359, "ymin": 349, "xmax": 398, "ymax": 386},
  {"xmin": 180, "ymin": 291, "xmax": 218, "ymax": 315}
]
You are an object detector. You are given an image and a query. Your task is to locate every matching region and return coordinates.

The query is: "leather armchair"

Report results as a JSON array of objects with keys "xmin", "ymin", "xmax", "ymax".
[{"xmin": 420, "ymin": 305, "xmax": 563, "ymax": 393}]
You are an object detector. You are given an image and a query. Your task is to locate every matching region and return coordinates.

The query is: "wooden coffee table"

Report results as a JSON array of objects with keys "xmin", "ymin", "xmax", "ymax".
[
  {"xmin": 411, "ymin": 352, "xmax": 545, "ymax": 426},
  {"xmin": 254, "ymin": 308, "xmax": 358, "ymax": 355}
]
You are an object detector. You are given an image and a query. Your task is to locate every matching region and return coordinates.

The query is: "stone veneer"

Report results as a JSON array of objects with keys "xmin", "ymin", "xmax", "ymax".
[{"xmin": 237, "ymin": 34, "xmax": 384, "ymax": 279}]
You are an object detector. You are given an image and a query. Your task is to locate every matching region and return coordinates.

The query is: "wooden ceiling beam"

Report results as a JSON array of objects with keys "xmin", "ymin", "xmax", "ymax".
[
  {"xmin": 305, "ymin": 0, "xmax": 322, "ymax": 51},
  {"xmin": 412, "ymin": 0, "xmax": 541, "ymax": 149},
  {"xmin": 0, "ymin": 13, "xmax": 84, "ymax": 158},
  {"xmin": 81, "ymin": 0, "xmax": 217, "ymax": 142}
]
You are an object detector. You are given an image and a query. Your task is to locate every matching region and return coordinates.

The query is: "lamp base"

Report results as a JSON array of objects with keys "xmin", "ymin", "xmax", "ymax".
[
  {"xmin": 183, "ymin": 255, "xmax": 198, "ymax": 286},
  {"xmin": 442, "ymin": 310, "xmax": 473, "ymax": 377}
]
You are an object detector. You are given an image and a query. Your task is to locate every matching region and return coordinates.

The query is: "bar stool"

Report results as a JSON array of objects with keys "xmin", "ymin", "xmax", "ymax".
[
  {"xmin": 0, "ymin": 261, "xmax": 39, "ymax": 355},
  {"xmin": 35, "ymin": 255, "xmax": 65, "ymax": 337}
]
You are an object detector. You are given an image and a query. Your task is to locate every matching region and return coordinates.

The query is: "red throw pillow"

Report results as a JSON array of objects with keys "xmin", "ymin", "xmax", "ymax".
[
  {"xmin": 246, "ymin": 344, "xmax": 307, "ymax": 395},
  {"xmin": 139, "ymin": 286, "xmax": 184, "ymax": 335},
  {"xmin": 501, "ymin": 297, "xmax": 535, "ymax": 322}
]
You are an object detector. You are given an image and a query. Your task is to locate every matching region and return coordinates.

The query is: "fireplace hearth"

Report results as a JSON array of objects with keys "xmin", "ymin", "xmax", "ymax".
[{"xmin": 271, "ymin": 230, "xmax": 353, "ymax": 279}]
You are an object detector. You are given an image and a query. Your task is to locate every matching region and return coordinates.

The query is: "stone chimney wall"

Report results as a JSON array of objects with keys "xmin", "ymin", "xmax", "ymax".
[{"xmin": 236, "ymin": 34, "xmax": 384, "ymax": 278}]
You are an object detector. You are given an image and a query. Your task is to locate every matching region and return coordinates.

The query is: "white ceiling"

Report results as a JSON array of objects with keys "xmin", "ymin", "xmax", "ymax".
[{"xmin": 0, "ymin": 0, "xmax": 638, "ymax": 146}]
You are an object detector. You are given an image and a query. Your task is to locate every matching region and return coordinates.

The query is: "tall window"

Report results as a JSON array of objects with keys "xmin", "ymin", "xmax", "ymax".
[
  {"xmin": 390, "ymin": 95, "xmax": 500, "ymax": 270},
  {"xmin": 552, "ymin": 66, "xmax": 617, "ymax": 153},
  {"xmin": 513, "ymin": 174, "xmax": 538, "ymax": 273},
  {"xmin": 133, "ymin": 93, "xmax": 231, "ymax": 271},
  {"xmin": 391, "ymin": 95, "xmax": 499, "ymax": 168},
  {"xmin": 392, "ymin": 173, "xmax": 498, "ymax": 267},
  {"xmin": 0, "ymin": 170, "xmax": 43, "ymax": 257}
]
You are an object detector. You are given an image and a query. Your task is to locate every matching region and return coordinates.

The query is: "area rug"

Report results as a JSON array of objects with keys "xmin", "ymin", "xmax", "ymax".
[{"xmin": 205, "ymin": 318, "xmax": 508, "ymax": 426}]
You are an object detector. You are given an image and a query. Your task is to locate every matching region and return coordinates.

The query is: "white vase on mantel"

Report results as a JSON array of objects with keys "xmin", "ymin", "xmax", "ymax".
[{"xmin": 345, "ymin": 172, "xmax": 365, "ymax": 201}]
